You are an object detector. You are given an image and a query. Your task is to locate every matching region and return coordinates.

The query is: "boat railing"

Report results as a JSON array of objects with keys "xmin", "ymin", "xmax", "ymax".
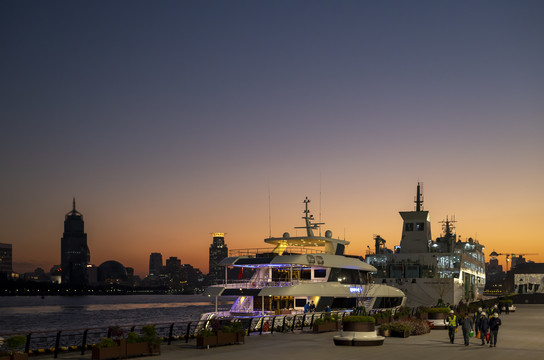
[
  {"xmin": 229, "ymin": 247, "xmax": 326, "ymax": 257},
  {"xmin": 211, "ymin": 279, "xmax": 318, "ymax": 288}
]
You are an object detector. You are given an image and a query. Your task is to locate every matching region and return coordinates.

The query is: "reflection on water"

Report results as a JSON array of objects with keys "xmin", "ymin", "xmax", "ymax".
[{"xmin": 0, "ymin": 295, "xmax": 232, "ymax": 334}]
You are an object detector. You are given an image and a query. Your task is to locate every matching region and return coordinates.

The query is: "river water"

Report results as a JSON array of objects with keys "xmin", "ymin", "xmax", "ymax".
[{"xmin": 0, "ymin": 295, "xmax": 231, "ymax": 334}]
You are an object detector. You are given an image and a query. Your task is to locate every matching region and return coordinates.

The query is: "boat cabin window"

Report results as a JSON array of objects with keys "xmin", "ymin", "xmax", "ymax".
[
  {"xmin": 372, "ymin": 296, "xmax": 403, "ymax": 309},
  {"xmin": 416, "ymin": 222, "xmax": 425, "ymax": 231},
  {"xmin": 314, "ymin": 269, "xmax": 327, "ymax": 278},
  {"xmin": 295, "ymin": 298, "xmax": 307, "ymax": 307},
  {"xmin": 328, "ymin": 268, "xmax": 368, "ymax": 284},
  {"xmin": 331, "ymin": 297, "xmax": 356, "ymax": 309},
  {"xmin": 405, "ymin": 223, "xmax": 414, "ymax": 231}
]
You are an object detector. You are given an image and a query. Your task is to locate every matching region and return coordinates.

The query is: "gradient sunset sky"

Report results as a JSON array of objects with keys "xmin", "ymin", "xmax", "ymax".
[{"xmin": 1, "ymin": 1, "xmax": 543, "ymax": 277}]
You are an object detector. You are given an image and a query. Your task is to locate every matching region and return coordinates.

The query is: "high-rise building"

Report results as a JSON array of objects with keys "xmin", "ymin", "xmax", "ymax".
[
  {"xmin": 0, "ymin": 243, "xmax": 13, "ymax": 277},
  {"xmin": 208, "ymin": 232, "xmax": 228, "ymax": 282},
  {"xmin": 60, "ymin": 199, "xmax": 90, "ymax": 286},
  {"xmin": 149, "ymin": 253, "xmax": 163, "ymax": 276}
]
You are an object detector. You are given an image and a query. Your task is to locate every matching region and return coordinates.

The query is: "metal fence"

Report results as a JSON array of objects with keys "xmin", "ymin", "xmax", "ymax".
[{"xmin": 0, "ymin": 311, "xmax": 347, "ymax": 358}]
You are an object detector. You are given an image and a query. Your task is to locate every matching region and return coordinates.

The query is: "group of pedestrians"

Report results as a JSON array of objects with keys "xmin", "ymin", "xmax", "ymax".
[{"xmin": 445, "ymin": 304, "xmax": 502, "ymax": 347}]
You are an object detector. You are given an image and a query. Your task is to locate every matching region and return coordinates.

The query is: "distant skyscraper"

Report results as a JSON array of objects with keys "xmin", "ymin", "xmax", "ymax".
[
  {"xmin": 0, "ymin": 243, "xmax": 13, "ymax": 276},
  {"xmin": 60, "ymin": 199, "xmax": 90, "ymax": 286},
  {"xmin": 208, "ymin": 233, "xmax": 228, "ymax": 282},
  {"xmin": 149, "ymin": 253, "xmax": 163, "ymax": 276}
]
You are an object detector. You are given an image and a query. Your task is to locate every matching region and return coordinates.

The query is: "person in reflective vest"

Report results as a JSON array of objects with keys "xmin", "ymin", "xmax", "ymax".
[{"xmin": 445, "ymin": 310, "xmax": 458, "ymax": 344}]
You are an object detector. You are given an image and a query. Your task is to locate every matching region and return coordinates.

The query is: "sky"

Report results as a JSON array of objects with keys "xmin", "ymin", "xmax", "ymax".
[{"xmin": 1, "ymin": 0, "xmax": 543, "ymax": 277}]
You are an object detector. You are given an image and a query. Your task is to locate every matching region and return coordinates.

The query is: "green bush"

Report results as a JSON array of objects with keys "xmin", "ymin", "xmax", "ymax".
[
  {"xmin": 126, "ymin": 332, "xmax": 142, "ymax": 344},
  {"xmin": 427, "ymin": 307, "xmax": 451, "ymax": 314},
  {"xmin": 141, "ymin": 325, "xmax": 160, "ymax": 345},
  {"xmin": 342, "ymin": 315, "xmax": 375, "ymax": 323},
  {"xmin": 5, "ymin": 335, "xmax": 26, "ymax": 353},
  {"xmin": 198, "ymin": 328, "xmax": 215, "ymax": 337},
  {"xmin": 220, "ymin": 325, "xmax": 232, "ymax": 333},
  {"xmin": 97, "ymin": 338, "xmax": 116, "ymax": 348},
  {"xmin": 230, "ymin": 321, "xmax": 245, "ymax": 334}
]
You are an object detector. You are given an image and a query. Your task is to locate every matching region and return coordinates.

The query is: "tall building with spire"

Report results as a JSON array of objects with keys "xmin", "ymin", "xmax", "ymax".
[
  {"xmin": 208, "ymin": 232, "xmax": 228, "ymax": 282},
  {"xmin": 60, "ymin": 199, "xmax": 90, "ymax": 286}
]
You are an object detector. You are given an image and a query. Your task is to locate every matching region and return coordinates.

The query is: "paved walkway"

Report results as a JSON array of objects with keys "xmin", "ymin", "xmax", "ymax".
[{"xmin": 48, "ymin": 304, "xmax": 544, "ymax": 360}]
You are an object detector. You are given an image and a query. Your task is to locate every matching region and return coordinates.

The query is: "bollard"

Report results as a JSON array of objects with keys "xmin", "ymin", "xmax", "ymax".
[
  {"xmin": 291, "ymin": 315, "xmax": 296, "ymax": 332},
  {"xmin": 247, "ymin": 318, "xmax": 253, "ymax": 336},
  {"xmin": 301, "ymin": 314, "xmax": 306, "ymax": 330},
  {"xmin": 281, "ymin": 315, "xmax": 286, "ymax": 332}
]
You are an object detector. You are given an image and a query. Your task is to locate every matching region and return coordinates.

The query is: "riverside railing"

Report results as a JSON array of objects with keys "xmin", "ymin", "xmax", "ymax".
[{"xmin": 0, "ymin": 311, "xmax": 347, "ymax": 358}]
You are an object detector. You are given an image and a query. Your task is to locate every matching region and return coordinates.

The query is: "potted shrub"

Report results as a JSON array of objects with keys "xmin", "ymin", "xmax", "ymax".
[
  {"xmin": 427, "ymin": 307, "xmax": 450, "ymax": 320},
  {"xmin": 92, "ymin": 338, "xmax": 121, "ymax": 360},
  {"xmin": 196, "ymin": 328, "xmax": 217, "ymax": 348},
  {"xmin": 389, "ymin": 322, "xmax": 412, "ymax": 338},
  {"xmin": 378, "ymin": 322, "xmax": 392, "ymax": 337},
  {"xmin": 125, "ymin": 332, "xmax": 148, "ymax": 357},
  {"xmin": 373, "ymin": 310, "xmax": 393, "ymax": 325},
  {"xmin": 416, "ymin": 307, "xmax": 429, "ymax": 320},
  {"xmin": 394, "ymin": 307, "xmax": 411, "ymax": 321},
  {"xmin": 217, "ymin": 325, "xmax": 236, "ymax": 345},
  {"xmin": 313, "ymin": 314, "xmax": 339, "ymax": 333},
  {"xmin": 4, "ymin": 335, "xmax": 27, "ymax": 360},
  {"xmin": 108, "ymin": 326, "xmax": 126, "ymax": 358},
  {"xmin": 230, "ymin": 321, "xmax": 245, "ymax": 344},
  {"xmin": 141, "ymin": 325, "xmax": 160, "ymax": 355},
  {"xmin": 342, "ymin": 315, "xmax": 376, "ymax": 332}
]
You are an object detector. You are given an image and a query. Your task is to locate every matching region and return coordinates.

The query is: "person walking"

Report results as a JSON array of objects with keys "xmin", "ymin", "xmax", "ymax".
[
  {"xmin": 489, "ymin": 313, "xmax": 502, "ymax": 347},
  {"xmin": 474, "ymin": 307, "xmax": 483, "ymax": 336},
  {"xmin": 478, "ymin": 311, "xmax": 489, "ymax": 346},
  {"xmin": 304, "ymin": 301, "xmax": 310, "ymax": 313},
  {"xmin": 445, "ymin": 310, "xmax": 458, "ymax": 344},
  {"xmin": 459, "ymin": 313, "xmax": 474, "ymax": 346}
]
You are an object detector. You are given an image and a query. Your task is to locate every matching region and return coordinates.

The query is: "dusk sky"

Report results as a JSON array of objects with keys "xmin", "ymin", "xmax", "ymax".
[{"xmin": 1, "ymin": 1, "xmax": 543, "ymax": 277}]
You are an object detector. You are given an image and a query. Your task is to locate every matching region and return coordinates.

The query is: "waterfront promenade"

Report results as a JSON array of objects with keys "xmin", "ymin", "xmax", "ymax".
[{"xmin": 45, "ymin": 304, "xmax": 544, "ymax": 360}]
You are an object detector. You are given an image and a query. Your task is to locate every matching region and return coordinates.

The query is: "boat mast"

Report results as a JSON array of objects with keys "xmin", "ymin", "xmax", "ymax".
[
  {"xmin": 415, "ymin": 182, "xmax": 423, "ymax": 211},
  {"xmin": 295, "ymin": 197, "xmax": 324, "ymax": 237}
]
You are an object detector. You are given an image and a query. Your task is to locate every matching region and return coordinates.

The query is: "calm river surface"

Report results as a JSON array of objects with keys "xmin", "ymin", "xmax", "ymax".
[{"xmin": 0, "ymin": 295, "xmax": 231, "ymax": 334}]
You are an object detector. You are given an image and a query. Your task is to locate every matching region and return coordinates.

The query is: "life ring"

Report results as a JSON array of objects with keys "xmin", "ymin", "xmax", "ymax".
[
  {"xmin": 263, "ymin": 321, "xmax": 270, "ymax": 332},
  {"xmin": 252, "ymin": 282, "xmax": 256, "ymax": 288}
]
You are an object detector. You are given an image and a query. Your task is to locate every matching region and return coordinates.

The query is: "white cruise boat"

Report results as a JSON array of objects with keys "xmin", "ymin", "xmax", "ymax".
[
  {"xmin": 202, "ymin": 197, "xmax": 405, "ymax": 318},
  {"xmin": 365, "ymin": 183, "xmax": 486, "ymax": 308}
]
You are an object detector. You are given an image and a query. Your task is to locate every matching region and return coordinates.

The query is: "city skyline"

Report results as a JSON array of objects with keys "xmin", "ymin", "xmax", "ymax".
[{"xmin": 1, "ymin": 1, "xmax": 543, "ymax": 277}]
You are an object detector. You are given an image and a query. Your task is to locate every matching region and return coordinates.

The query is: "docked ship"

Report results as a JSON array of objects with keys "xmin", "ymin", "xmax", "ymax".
[
  {"xmin": 202, "ymin": 197, "xmax": 405, "ymax": 318},
  {"xmin": 365, "ymin": 183, "xmax": 486, "ymax": 308}
]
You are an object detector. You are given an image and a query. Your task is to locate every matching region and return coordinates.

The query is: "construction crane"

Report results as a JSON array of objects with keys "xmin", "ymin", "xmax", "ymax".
[{"xmin": 489, "ymin": 251, "xmax": 539, "ymax": 272}]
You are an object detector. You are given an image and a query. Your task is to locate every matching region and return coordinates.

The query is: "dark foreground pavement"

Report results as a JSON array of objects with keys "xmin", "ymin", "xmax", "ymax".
[{"xmin": 47, "ymin": 304, "xmax": 544, "ymax": 360}]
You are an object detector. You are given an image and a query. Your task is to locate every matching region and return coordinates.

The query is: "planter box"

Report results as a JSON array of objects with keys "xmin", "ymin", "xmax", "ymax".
[
  {"xmin": 343, "ymin": 322, "xmax": 375, "ymax": 332},
  {"xmin": 379, "ymin": 328, "xmax": 391, "ymax": 337},
  {"xmin": 10, "ymin": 354, "xmax": 28, "ymax": 360},
  {"xmin": 235, "ymin": 333, "xmax": 245, "ymax": 344},
  {"xmin": 217, "ymin": 331, "xmax": 237, "ymax": 345},
  {"xmin": 391, "ymin": 329, "xmax": 410, "ymax": 338},
  {"xmin": 428, "ymin": 312, "xmax": 447, "ymax": 320},
  {"xmin": 313, "ymin": 321, "xmax": 339, "ymax": 333},
  {"xmin": 416, "ymin": 313, "xmax": 428, "ymax": 320},
  {"xmin": 148, "ymin": 344, "xmax": 160, "ymax": 355},
  {"xmin": 196, "ymin": 336, "xmax": 217, "ymax": 348},
  {"xmin": 126, "ymin": 342, "xmax": 149, "ymax": 357},
  {"xmin": 374, "ymin": 316, "xmax": 392, "ymax": 325},
  {"xmin": 92, "ymin": 346, "xmax": 122, "ymax": 360}
]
